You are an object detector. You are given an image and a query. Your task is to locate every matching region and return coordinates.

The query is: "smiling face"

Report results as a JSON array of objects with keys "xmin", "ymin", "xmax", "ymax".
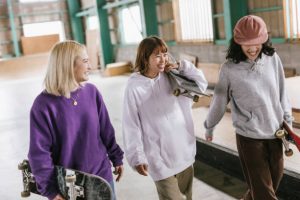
[
  {"xmin": 241, "ymin": 44, "xmax": 262, "ymax": 61},
  {"xmin": 74, "ymin": 50, "xmax": 91, "ymax": 83},
  {"xmin": 144, "ymin": 48, "xmax": 168, "ymax": 78}
]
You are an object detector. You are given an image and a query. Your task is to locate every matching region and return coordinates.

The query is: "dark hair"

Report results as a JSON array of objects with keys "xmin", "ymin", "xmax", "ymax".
[
  {"xmin": 135, "ymin": 36, "xmax": 168, "ymax": 74},
  {"xmin": 226, "ymin": 38, "xmax": 275, "ymax": 63}
]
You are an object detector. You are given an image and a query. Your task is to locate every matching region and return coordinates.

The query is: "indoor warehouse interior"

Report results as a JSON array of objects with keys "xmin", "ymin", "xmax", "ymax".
[{"xmin": 0, "ymin": 0, "xmax": 300, "ymax": 199}]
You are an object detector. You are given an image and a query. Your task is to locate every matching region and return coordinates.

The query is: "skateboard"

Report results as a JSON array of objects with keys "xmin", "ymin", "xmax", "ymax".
[
  {"xmin": 18, "ymin": 159, "xmax": 113, "ymax": 200},
  {"xmin": 167, "ymin": 68, "xmax": 211, "ymax": 102},
  {"xmin": 275, "ymin": 121, "xmax": 300, "ymax": 156}
]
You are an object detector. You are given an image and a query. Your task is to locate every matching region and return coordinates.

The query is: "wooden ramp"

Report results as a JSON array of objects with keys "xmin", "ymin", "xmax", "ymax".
[
  {"xmin": 104, "ymin": 61, "xmax": 132, "ymax": 76},
  {"xmin": 0, "ymin": 53, "xmax": 48, "ymax": 81}
]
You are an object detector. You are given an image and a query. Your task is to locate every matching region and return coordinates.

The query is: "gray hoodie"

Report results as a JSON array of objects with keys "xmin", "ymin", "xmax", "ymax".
[{"xmin": 204, "ymin": 53, "xmax": 293, "ymax": 139}]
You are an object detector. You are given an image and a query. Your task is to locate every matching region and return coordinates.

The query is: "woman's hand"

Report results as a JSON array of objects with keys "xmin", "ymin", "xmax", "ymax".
[
  {"xmin": 164, "ymin": 62, "xmax": 179, "ymax": 72},
  {"xmin": 205, "ymin": 135, "xmax": 213, "ymax": 142},
  {"xmin": 135, "ymin": 164, "xmax": 148, "ymax": 176},
  {"xmin": 113, "ymin": 165, "xmax": 124, "ymax": 182},
  {"xmin": 205, "ymin": 133, "xmax": 213, "ymax": 142}
]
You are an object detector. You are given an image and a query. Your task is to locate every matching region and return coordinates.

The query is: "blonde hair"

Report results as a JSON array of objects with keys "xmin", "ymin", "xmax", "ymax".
[{"xmin": 44, "ymin": 40, "xmax": 85, "ymax": 98}]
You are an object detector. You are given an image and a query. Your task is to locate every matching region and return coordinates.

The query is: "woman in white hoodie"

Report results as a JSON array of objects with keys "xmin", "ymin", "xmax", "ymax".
[{"xmin": 122, "ymin": 36, "xmax": 207, "ymax": 200}]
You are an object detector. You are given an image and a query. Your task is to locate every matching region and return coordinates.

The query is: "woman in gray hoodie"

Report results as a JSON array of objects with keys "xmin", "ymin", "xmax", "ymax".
[{"xmin": 204, "ymin": 15, "xmax": 293, "ymax": 200}]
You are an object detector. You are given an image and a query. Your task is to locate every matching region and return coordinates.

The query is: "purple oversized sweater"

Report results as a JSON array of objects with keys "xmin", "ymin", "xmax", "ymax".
[{"xmin": 28, "ymin": 83, "xmax": 123, "ymax": 199}]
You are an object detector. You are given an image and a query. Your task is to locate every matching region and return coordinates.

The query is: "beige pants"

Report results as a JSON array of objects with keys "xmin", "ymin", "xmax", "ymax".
[{"xmin": 154, "ymin": 165, "xmax": 194, "ymax": 200}]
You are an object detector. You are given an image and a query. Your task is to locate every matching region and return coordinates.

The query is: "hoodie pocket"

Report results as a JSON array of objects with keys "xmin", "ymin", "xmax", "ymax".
[{"xmin": 239, "ymin": 103, "xmax": 281, "ymax": 134}]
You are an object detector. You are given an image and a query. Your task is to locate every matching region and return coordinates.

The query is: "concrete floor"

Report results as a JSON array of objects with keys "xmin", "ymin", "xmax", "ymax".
[{"xmin": 0, "ymin": 70, "xmax": 236, "ymax": 199}]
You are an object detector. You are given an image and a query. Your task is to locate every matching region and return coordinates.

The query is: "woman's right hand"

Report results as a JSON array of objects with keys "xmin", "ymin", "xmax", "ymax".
[
  {"xmin": 53, "ymin": 194, "xmax": 65, "ymax": 200},
  {"xmin": 135, "ymin": 164, "xmax": 148, "ymax": 176},
  {"xmin": 205, "ymin": 126, "xmax": 214, "ymax": 142},
  {"xmin": 205, "ymin": 134, "xmax": 213, "ymax": 142}
]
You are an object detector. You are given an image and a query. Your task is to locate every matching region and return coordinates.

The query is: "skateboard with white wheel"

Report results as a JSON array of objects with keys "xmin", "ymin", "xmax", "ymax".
[
  {"xmin": 275, "ymin": 121, "xmax": 300, "ymax": 157},
  {"xmin": 18, "ymin": 159, "xmax": 113, "ymax": 200}
]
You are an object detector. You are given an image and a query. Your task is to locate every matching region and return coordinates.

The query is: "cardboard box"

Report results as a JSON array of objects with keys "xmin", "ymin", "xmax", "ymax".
[
  {"xmin": 21, "ymin": 34, "xmax": 59, "ymax": 55},
  {"xmin": 104, "ymin": 61, "xmax": 132, "ymax": 76}
]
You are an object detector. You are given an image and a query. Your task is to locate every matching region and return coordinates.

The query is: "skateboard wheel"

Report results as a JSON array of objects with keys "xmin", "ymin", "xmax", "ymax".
[
  {"xmin": 173, "ymin": 89, "xmax": 180, "ymax": 96},
  {"xmin": 65, "ymin": 174, "xmax": 76, "ymax": 183},
  {"xmin": 275, "ymin": 129, "xmax": 286, "ymax": 138},
  {"xmin": 285, "ymin": 149, "xmax": 293, "ymax": 157},
  {"xmin": 21, "ymin": 191, "xmax": 30, "ymax": 197},
  {"xmin": 18, "ymin": 161, "xmax": 28, "ymax": 170},
  {"xmin": 193, "ymin": 95, "xmax": 199, "ymax": 102}
]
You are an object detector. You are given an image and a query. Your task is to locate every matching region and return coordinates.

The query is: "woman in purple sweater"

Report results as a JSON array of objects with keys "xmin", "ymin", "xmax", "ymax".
[{"xmin": 28, "ymin": 40, "xmax": 124, "ymax": 200}]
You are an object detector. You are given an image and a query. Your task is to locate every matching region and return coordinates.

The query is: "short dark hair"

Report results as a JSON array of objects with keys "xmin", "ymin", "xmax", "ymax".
[
  {"xmin": 226, "ymin": 37, "xmax": 275, "ymax": 63},
  {"xmin": 135, "ymin": 36, "xmax": 168, "ymax": 74}
]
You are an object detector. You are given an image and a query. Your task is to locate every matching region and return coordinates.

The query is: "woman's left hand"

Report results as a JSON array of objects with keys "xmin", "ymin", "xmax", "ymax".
[{"xmin": 113, "ymin": 165, "xmax": 124, "ymax": 182}]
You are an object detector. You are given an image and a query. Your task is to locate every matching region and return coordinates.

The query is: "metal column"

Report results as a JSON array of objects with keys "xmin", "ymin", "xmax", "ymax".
[{"xmin": 7, "ymin": 0, "xmax": 20, "ymax": 57}]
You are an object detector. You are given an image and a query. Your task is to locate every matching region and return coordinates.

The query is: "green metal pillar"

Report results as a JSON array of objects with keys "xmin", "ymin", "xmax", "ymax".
[
  {"xmin": 66, "ymin": 0, "xmax": 84, "ymax": 44},
  {"xmin": 229, "ymin": 0, "xmax": 247, "ymax": 29},
  {"xmin": 223, "ymin": 0, "xmax": 232, "ymax": 43},
  {"xmin": 7, "ymin": 0, "xmax": 20, "ymax": 57},
  {"xmin": 96, "ymin": 0, "xmax": 114, "ymax": 66},
  {"xmin": 223, "ymin": 0, "xmax": 247, "ymax": 43},
  {"xmin": 139, "ymin": 0, "xmax": 158, "ymax": 36}
]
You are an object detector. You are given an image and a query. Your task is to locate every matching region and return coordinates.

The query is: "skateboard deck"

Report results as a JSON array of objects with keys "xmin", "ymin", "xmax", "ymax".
[
  {"xmin": 167, "ymin": 68, "xmax": 211, "ymax": 102},
  {"xmin": 275, "ymin": 121, "xmax": 300, "ymax": 156},
  {"xmin": 18, "ymin": 159, "xmax": 113, "ymax": 200}
]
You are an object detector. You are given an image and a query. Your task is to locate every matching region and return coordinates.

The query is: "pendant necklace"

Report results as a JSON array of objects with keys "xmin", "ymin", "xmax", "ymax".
[
  {"xmin": 71, "ymin": 98, "xmax": 78, "ymax": 106},
  {"xmin": 70, "ymin": 86, "xmax": 81, "ymax": 106},
  {"xmin": 70, "ymin": 93, "xmax": 79, "ymax": 106}
]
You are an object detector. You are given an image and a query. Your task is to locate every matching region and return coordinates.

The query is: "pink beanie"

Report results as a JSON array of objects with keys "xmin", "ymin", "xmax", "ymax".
[{"xmin": 233, "ymin": 15, "xmax": 268, "ymax": 45}]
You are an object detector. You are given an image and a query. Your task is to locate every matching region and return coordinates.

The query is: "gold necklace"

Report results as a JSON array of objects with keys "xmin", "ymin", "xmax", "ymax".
[
  {"xmin": 70, "ymin": 93, "xmax": 79, "ymax": 106},
  {"xmin": 69, "ymin": 86, "xmax": 81, "ymax": 106},
  {"xmin": 71, "ymin": 98, "xmax": 78, "ymax": 106}
]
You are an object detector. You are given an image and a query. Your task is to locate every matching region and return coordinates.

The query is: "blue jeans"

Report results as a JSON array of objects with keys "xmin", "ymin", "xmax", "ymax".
[{"xmin": 109, "ymin": 181, "xmax": 116, "ymax": 200}]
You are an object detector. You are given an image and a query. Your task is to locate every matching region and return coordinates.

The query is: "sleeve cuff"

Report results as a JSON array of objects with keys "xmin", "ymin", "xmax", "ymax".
[
  {"xmin": 112, "ymin": 160, "xmax": 123, "ymax": 167},
  {"xmin": 205, "ymin": 128, "xmax": 214, "ymax": 137},
  {"xmin": 128, "ymin": 154, "xmax": 148, "ymax": 168},
  {"xmin": 284, "ymin": 115, "xmax": 294, "ymax": 127},
  {"xmin": 204, "ymin": 121, "xmax": 215, "ymax": 137}
]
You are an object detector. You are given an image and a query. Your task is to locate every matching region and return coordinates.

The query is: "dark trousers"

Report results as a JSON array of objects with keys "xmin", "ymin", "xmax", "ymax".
[{"xmin": 236, "ymin": 134, "xmax": 283, "ymax": 200}]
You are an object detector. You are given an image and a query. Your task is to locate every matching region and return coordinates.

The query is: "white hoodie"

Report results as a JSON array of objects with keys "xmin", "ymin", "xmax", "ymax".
[{"xmin": 122, "ymin": 60, "xmax": 207, "ymax": 181}]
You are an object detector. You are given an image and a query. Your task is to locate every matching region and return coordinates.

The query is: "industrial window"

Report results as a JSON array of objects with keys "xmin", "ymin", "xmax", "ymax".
[
  {"xmin": 19, "ymin": 0, "xmax": 58, "ymax": 3},
  {"xmin": 156, "ymin": 0, "xmax": 176, "ymax": 42},
  {"xmin": 284, "ymin": 0, "xmax": 300, "ymax": 39},
  {"xmin": 119, "ymin": 4, "xmax": 143, "ymax": 44},
  {"xmin": 174, "ymin": 0, "xmax": 213, "ymax": 42},
  {"xmin": 87, "ymin": 16, "xmax": 99, "ymax": 30},
  {"xmin": 247, "ymin": 0, "xmax": 300, "ymax": 42},
  {"xmin": 23, "ymin": 21, "xmax": 65, "ymax": 41},
  {"xmin": 248, "ymin": 0, "xmax": 285, "ymax": 43}
]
